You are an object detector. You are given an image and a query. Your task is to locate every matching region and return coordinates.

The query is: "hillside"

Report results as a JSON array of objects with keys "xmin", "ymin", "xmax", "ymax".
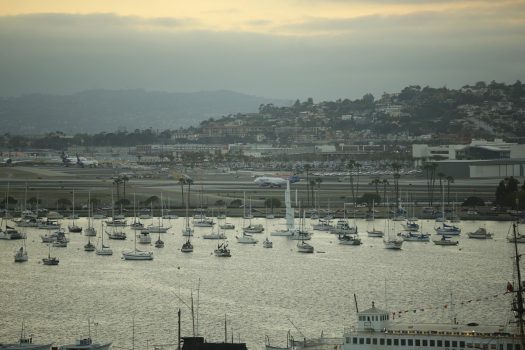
[{"xmin": 0, "ymin": 89, "xmax": 289, "ymax": 134}]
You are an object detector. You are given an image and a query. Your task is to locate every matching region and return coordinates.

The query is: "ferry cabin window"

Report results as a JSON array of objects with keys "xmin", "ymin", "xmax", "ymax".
[
  {"xmin": 408, "ymin": 339, "xmax": 413, "ymax": 346},
  {"xmin": 459, "ymin": 341, "xmax": 465, "ymax": 348},
  {"xmin": 352, "ymin": 337, "xmax": 357, "ymax": 344},
  {"xmin": 359, "ymin": 338, "xmax": 364, "ymax": 344},
  {"xmin": 401, "ymin": 339, "xmax": 406, "ymax": 346},
  {"xmin": 423, "ymin": 340, "xmax": 428, "ymax": 346},
  {"xmin": 394, "ymin": 339, "xmax": 399, "ymax": 346},
  {"xmin": 415, "ymin": 339, "xmax": 421, "ymax": 346},
  {"xmin": 380, "ymin": 339, "xmax": 385, "ymax": 345},
  {"xmin": 445, "ymin": 340, "xmax": 450, "ymax": 347},
  {"xmin": 366, "ymin": 338, "xmax": 371, "ymax": 344},
  {"xmin": 437, "ymin": 340, "xmax": 443, "ymax": 347},
  {"xmin": 387, "ymin": 339, "xmax": 392, "ymax": 346},
  {"xmin": 430, "ymin": 340, "xmax": 435, "ymax": 347},
  {"xmin": 452, "ymin": 341, "xmax": 458, "ymax": 348},
  {"xmin": 372, "ymin": 338, "xmax": 377, "ymax": 345}
]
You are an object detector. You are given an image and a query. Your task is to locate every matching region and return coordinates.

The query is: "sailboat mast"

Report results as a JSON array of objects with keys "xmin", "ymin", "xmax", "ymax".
[{"xmin": 513, "ymin": 221, "xmax": 525, "ymax": 343}]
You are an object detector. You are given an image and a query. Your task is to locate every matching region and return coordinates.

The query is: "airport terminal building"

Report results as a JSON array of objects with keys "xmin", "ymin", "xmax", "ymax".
[{"xmin": 413, "ymin": 139, "xmax": 525, "ymax": 178}]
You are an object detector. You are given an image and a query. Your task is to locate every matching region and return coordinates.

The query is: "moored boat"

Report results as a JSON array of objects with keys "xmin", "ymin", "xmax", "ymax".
[{"xmin": 468, "ymin": 227, "xmax": 493, "ymax": 239}]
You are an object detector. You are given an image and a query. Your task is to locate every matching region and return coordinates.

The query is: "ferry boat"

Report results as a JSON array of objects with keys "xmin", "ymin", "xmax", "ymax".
[{"xmin": 319, "ymin": 222, "xmax": 525, "ymax": 350}]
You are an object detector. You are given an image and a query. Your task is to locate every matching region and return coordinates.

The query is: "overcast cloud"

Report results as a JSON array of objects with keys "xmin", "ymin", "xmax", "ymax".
[{"xmin": 0, "ymin": 1, "xmax": 524, "ymax": 100}]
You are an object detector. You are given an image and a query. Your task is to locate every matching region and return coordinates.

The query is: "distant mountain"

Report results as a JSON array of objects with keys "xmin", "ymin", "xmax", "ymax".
[{"xmin": 0, "ymin": 89, "xmax": 290, "ymax": 134}]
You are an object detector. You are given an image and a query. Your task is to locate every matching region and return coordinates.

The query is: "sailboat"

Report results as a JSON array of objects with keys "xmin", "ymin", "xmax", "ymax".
[
  {"xmin": 96, "ymin": 222, "xmax": 113, "ymax": 255},
  {"xmin": 122, "ymin": 231, "xmax": 154, "ymax": 260},
  {"xmin": 367, "ymin": 201, "xmax": 384, "ymax": 237},
  {"xmin": 106, "ymin": 192, "xmax": 126, "ymax": 240},
  {"xmin": 262, "ymin": 217, "xmax": 273, "ymax": 248},
  {"xmin": 42, "ymin": 244, "xmax": 59, "ymax": 265},
  {"xmin": 147, "ymin": 194, "xmax": 171, "ymax": 233},
  {"xmin": 296, "ymin": 211, "xmax": 314, "ymax": 252},
  {"xmin": 68, "ymin": 190, "xmax": 82, "ymax": 233},
  {"xmin": 236, "ymin": 230, "xmax": 258, "ymax": 244},
  {"xmin": 14, "ymin": 239, "xmax": 28, "ymax": 262},
  {"xmin": 383, "ymin": 202, "xmax": 403, "ymax": 249},
  {"xmin": 434, "ymin": 183, "xmax": 461, "ymax": 235},
  {"xmin": 243, "ymin": 196, "xmax": 264, "ymax": 233},
  {"xmin": 84, "ymin": 237, "xmax": 96, "ymax": 251},
  {"xmin": 154, "ymin": 232, "xmax": 164, "ymax": 248},
  {"xmin": 271, "ymin": 180, "xmax": 303, "ymax": 238},
  {"xmin": 130, "ymin": 193, "xmax": 144, "ymax": 230},
  {"xmin": 84, "ymin": 193, "xmax": 97, "ymax": 236},
  {"xmin": 182, "ymin": 189, "xmax": 194, "ymax": 236}
]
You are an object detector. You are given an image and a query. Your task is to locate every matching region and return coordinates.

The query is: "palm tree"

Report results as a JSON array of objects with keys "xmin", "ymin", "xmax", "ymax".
[
  {"xmin": 355, "ymin": 162, "xmax": 362, "ymax": 200},
  {"xmin": 113, "ymin": 177, "xmax": 122, "ymax": 202},
  {"xmin": 381, "ymin": 179, "xmax": 389, "ymax": 206},
  {"xmin": 370, "ymin": 178, "xmax": 381, "ymax": 202},
  {"xmin": 391, "ymin": 162, "xmax": 402, "ymax": 209},
  {"xmin": 315, "ymin": 177, "xmax": 322, "ymax": 209},
  {"xmin": 423, "ymin": 162, "xmax": 438, "ymax": 206},
  {"xmin": 304, "ymin": 164, "xmax": 312, "ymax": 207},
  {"xmin": 121, "ymin": 175, "xmax": 130, "ymax": 202},
  {"xmin": 347, "ymin": 160, "xmax": 356, "ymax": 205},
  {"xmin": 178, "ymin": 176, "xmax": 187, "ymax": 208},
  {"xmin": 446, "ymin": 175, "xmax": 455, "ymax": 207},
  {"xmin": 186, "ymin": 178, "xmax": 194, "ymax": 208}
]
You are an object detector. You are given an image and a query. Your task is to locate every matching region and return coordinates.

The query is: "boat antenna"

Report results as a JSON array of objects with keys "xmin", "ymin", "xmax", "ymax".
[
  {"xmin": 286, "ymin": 317, "xmax": 306, "ymax": 339},
  {"xmin": 191, "ymin": 289, "xmax": 195, "ymax": 336},
  {"xmin": 353, "ymin": 294, "xmax": 359, "ymax": 313},
  {"xmin": 177, "ymin": 309, "xmax": 181, "ymax": 350},
  {"xmin": 224, "ymin": 314, "xmax": 227, "ymax": 343},
  {"xmin": 512, "ymin": 216, "xmax": 525, "ymax": 346}
]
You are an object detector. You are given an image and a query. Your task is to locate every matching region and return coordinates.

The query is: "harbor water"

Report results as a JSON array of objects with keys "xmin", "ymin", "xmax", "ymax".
[{"xmin": 0, "ymin": 217, "xmax": 519, "ymax": 350}]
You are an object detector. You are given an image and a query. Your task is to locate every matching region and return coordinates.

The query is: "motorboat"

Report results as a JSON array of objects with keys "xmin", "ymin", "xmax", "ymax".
[
  {"xmin": 262, "ymin": 237, "xmax": 273, "ymax": 248},
  {"xmin": 0, "ymin": 329, "xmax": 52, "ymax": 350},
  {"xmin": 400, "ymin": 231, "xmax": 430, "ymax": 242},
  {"xmin": 402, "ymin": 220, "xmax": 420, "ymax": 232},
  {"xmin": 138, "ymin": 231, "xmax": 152, "ymax": 244},
  {"xmin": 435, "ymin": 223, "xmax": 461, "ymax": 235},
  {"xmin": 220, "ymin": 222, "xmax": 235, "ymax": 230},
  {"xmin": 202, "ymin": 230, "xmax": 226, "ymax": 240},
  {"xmin": 146, "ymin": 224, "xmax": 170, "ymax": 233},
  {"xmin": 104, "ymin": 219, "xmax": 127, "ymax": 227},
  {"xmin": 106, "ymin": 230, "xmax": 126, "ymax": 240},
  {"xmin": 338, "ymin": 233, "xmax": 362, "ymax": 245},
  {"xmin": 14, "ymin": 245, "xmax": 28, "ymax": 262},
  {"xmin": 37, "ymin": 220, "xmax": 61, "ymax": 230},
  {"xmin": 181, "ymin": 238, "xmax": 193, "ymax": 253},
  {"xmin": 193, "ymin": 218, "xmax": 215, "ymax": 227},
  {"xmin": 236, "ymin": 232, "xmax": 258, "ymax": 244},
  {"xmin": 468, "ymin": 227, "xmax": 493, "ymax": 239},
  {"xmin": 0, "ymin": 226, "xmax": 26, "ymax": 240},
  {"xmin": 330, "ymin": 219, "xmax": 357, "ymax": 235},
  {"xmin": 41, "ymin": 229, "xmax": 68, "ymax": 243},
  {"xmin": 433, "ymin": 235, "xmax": 459, "ymax": 246},
  {"xmin": 52, "ymin": 238, "xmax": 68, "ymax": 247},
  {"xmin": 243, "ymin": 224, "xmax": 264, "ymax": 234},
  {"xmin": 59, "ymin": 337, "xmax": 111, "ymax": 350},
  {"xmin": 311, "ymin": 218, "xmax": 334, "ymax": 231},
  {"xmin": 288, "ymin": 229, "xmax": 312, "ymax": 241},
  {"xmin": 214, "ymin": 242, "xmax": 231, "ymax": 257},
  {"xmin": 296, "ymin": 240, "xmax": 314, "ymax": 253}
]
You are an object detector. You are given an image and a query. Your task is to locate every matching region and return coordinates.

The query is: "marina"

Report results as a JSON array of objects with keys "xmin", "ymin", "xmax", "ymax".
[{"xmin": 0, "ymin": 215, "xmax": 521, "ymax": 349}]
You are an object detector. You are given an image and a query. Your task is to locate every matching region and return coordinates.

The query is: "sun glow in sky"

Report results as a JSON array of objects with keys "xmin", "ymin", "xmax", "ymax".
[{"xmin": 0, "ymin": 0, "xmax": 523, "ymax": 99}]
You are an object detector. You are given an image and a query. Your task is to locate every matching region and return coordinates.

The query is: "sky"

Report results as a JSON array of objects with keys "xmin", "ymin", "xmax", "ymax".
[{"xmin": 0, "ymin": 0, "xmax": 524, "ymax": 100}]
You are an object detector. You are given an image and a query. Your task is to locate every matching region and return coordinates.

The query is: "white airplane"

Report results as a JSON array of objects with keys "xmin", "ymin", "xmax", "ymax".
[
  {"xmin": 253, "ymin": 175, "xmax": 300, "ymax": 188},
  {"xmin": 61, "ymin": 152, "xmax": 99, "ymax": 167}
]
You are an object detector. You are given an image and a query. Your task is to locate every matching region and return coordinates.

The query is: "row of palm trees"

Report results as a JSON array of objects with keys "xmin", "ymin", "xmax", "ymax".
[{"xmin": 303, "ymin": 160, "xmax": 455, "ymax": 209}]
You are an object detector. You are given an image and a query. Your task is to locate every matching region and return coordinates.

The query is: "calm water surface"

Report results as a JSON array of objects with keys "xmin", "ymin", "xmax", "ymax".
[{"xmin": 0, "ymin": 217, "xmax": 519, "ymax": 350}]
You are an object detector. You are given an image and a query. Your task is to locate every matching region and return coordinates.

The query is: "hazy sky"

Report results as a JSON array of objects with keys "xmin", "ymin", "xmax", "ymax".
[{"xmin": 0, "ymin": 0, "xmax": 524, "ymax": 100}]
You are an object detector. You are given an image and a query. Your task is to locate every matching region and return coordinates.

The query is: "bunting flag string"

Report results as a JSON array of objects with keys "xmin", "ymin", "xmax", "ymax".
[{"xmin": 391, "ymin": 291, "xmax": 510, "ymax": 319}]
